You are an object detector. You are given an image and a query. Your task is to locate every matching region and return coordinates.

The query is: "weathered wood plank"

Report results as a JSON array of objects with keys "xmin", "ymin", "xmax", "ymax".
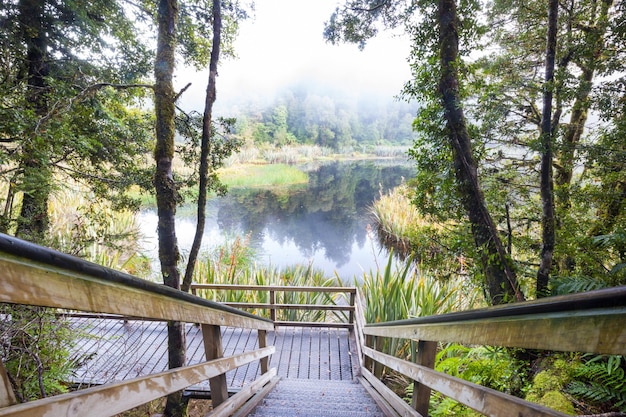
[
  {"xmin": 363, "ymin": 346, "xmax": 569, "ymax": 417},
  {"xmin": 209, "ymin": 369, "xmax": 277, "ymax": 417},
  {"xmin": 364, "ymin": 308, "xmax": 626, "ymax": 355},
  {"xmin": 230, "ymin": 375, "xmax": 281, "ymax": 417},
  {"xmin": 273, "ymin": 321, "xmax": 351, "ymax": 329},
  {"xmin": 0, "ymin": 347, "xmax": 274, "ymax": 417},
  {"xmin": 412, "ymin": 340, "xmax": 437, "ymax": 416},
  {"xmin": 0, "ymin": 361, "xmax": 16, "ymax": 408},
  {"xmin": 222, "ymin": 302, "xmax": 355, "ymax": 312},
  {"xmin": 258, "ymin": 330, "xmax": 269, "ymax": 375},
  {"xmin": 360, "ymin": 369, "xmax": 421, "ymax": 417},
  {"xmin": 0, "ymin": 254, "xmax": 272, "ymax": 331},
  {"xmin": 191, "ymin": 284, "xmax": 356, "ymax": 294}
]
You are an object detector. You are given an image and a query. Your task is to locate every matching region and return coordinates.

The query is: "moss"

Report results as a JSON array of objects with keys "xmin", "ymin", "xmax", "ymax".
[
  {"xmin": 525, "ymin": 358, "xmax": 577, "ymax": 414},
  {"xmin": 537, "ymin": 391, "xmax": 575, "ymax": 415}
]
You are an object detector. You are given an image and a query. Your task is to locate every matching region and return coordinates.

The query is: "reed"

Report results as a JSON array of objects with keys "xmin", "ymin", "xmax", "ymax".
[
  {"xmin": 371, "ymin": 184, "xmax": 466, "ymax": 278},
  {"xmin": 359, "ymin": 251, "xmax": 471, "ymax": 359},
  {"xmin": 191, "ymin": 235, "xmax": 344, "ymax": 322}
]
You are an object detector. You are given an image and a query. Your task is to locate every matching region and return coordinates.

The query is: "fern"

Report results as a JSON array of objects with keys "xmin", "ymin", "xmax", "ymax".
[{"xmin": 566, "ymin": 357, "xmax": 626, "ymax": 411}]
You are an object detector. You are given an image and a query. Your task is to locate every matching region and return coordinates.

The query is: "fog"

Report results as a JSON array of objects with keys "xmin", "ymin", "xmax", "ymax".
[{"xmin": 177, "ymin": 0, "xmax": 412, "ymax": 113}]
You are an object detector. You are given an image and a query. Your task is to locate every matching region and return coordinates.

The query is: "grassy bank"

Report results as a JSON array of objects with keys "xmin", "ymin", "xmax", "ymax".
[
  {"xmin": 219, "ymin": 163, "xmax": 308, "ymax": 189},
  {"xmin": 371, "ymin": 185, "xmax": 468, "ymax": 279}
]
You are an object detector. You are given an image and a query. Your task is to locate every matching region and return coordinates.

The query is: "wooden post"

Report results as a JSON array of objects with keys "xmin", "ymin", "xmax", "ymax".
[
  {"xmin": 364, "ymin": 334, "xmax": 374, "ymax": 373},
  {"xmin": 258, "ymin": 329, "xmax": 269, "ymax": 374},
  {"xmin": 201, "ymin": 324, "xmax": 228, "ymax": 407},
  {"xmin": 373, "ymin": 336, "xmax": 384, "ymax": 378},
  {"xmin": 412, "ymin": 340, "xmax": 437, "ymax": 416},
  {"xmin": 348, "ymin": 291, "xmax": 355, "ymax": 325},
  {"xmin": 269, "ymin": 289, "xmax": 276, "ymax": 322},
  {"xmin": 0, "ymin": 360, "xmax": 16, "ymax": 407}
]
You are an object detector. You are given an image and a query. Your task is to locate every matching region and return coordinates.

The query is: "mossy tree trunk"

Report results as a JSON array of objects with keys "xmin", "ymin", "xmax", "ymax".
[
  {"xmin": 15, "ymin": 0, "xmax": 51, "ymax": 243},
  {"xmin": 536, "ymin": 0, "xmax": 559, "ymax": 297},
  {"xmin": 154, "ymin": 0, "xmax": 186, "ymax": 416},
  {"xmin": 438, "ymin": 0, "xmax": 523, "ymax": 305}
]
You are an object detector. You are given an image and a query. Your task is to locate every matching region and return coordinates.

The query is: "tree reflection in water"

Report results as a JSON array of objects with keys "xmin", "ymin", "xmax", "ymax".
[{"xmin": 141, "ymin": 160, "xmax": 414, "ymax": 281}]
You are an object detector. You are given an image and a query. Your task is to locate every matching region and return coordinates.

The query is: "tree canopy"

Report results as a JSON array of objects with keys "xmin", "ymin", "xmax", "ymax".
[{"xmin": 325, "ymin": 0, "xmax": 626, "ymax": 299}]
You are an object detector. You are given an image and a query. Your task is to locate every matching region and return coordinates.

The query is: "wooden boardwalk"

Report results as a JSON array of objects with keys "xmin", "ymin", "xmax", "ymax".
[{"xmin": 67, "ymin": 316, "xmax": 358, "ymax": 392}]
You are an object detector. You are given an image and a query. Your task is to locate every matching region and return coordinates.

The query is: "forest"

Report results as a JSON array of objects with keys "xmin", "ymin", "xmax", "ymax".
[
  {"xmin": 0, "ymin": 0, "xmax": 625, "ymax": 416},
  {"xmin": 227, "ymin": 83, "xmax": 418, "ymax": 150}
]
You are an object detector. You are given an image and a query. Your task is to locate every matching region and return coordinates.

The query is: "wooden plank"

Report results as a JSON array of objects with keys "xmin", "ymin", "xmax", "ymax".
[
  {"xmin": 0, "ymin": 347, "xmax": 274, "ymax": 417},
  {"xmin": 209, "ymin": 369, "xmax": 277, "ymax": 417},
  {"xmin": 230, "ymin": 375, "xmax": 281, "ymax": 417},
  {"xmin": 0, "ymin": 360, "xmax": 16, "ymax": 407},
  {"xmin": 360, "ymin": 368, "xmax": 420, "ymax": 417},
  {"xmin": 202, "ymin": 325, "xmax": 228, "ymax": 407},
  {"xmin": 223, "ymin": 302, "xmax": 355, "ymax": 312},
  {"xmin": 191, "ymin": 284, "xmax": 356, "ymax": 294},
  {"xmin": 273, "ymin": 321, "xmax": 351, "ymax": 328},
  {"xmin": 258, "ymin": 330, "xmax": 269, "ymax": 374},
  {"xmin": 363, "ymin": 346, "xmax": 570, "ymax": 417},
  {"xmin": 364, "ymin": 308, "xmax": 626, "ymax": 355},
  {"xmin": 0, "ymin": 254, "xmax": 273, "ymax": 331}
]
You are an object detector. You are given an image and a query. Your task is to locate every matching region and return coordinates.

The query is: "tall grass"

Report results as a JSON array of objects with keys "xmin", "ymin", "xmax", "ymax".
[
  {"xmin": 371, "ymin": 184, "xmax": 467, "ymax": 278},
  {"xmin": 359, "ymin": 251, "xmax": 472, "ymax": 360},
  {"xmin": 48, "ymin": 188, "xmax": 151, "ymax": 276},
  {"xmin": 190, "ymin": 235, "xmax": 344, "ymax": 322}
]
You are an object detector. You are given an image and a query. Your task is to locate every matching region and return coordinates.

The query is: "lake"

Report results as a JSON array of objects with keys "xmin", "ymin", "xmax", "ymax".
[{"xmin": 138, "ymin": 159, "xmax": 414, "ymax": 282}]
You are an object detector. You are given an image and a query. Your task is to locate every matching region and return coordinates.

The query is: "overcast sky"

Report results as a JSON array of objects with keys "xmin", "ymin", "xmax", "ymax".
[{"xmin": 178, "ymin": 0, "xmax": 412, "ymax": 111}]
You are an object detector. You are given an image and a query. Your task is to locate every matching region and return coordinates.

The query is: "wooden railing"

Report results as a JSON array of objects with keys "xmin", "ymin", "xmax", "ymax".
[
  {"xmin": 0, "ymin": 234, "xmax": 276, "ymax": 417},
  {"xmin": 191, "ymin": 283, "xmax": 357, "ymax": 328},
  {"xmin": 354, "ymin": 286, "xmax": 626, "ymax": 417}
]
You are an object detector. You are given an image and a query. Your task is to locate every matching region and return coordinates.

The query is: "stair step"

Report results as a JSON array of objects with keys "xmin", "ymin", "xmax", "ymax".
[{"xmin": 248, "ymin": 379, "xmax": 384, "ymax": 417}]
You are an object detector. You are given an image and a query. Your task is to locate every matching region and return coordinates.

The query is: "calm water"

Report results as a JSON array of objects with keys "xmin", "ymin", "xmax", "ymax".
[{"xmin": 139, "ymin": 160, "xmax": 414, "ymax": 281}]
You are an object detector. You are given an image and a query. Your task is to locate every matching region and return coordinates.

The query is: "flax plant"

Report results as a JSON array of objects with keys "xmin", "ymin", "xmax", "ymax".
[
  {"xmin": 191, "ymin": 235, "xmax": 343, "ymax": 322},
  {"xmin": 360, "ymin": 251, "xmax": 470, "ymax": 360}
]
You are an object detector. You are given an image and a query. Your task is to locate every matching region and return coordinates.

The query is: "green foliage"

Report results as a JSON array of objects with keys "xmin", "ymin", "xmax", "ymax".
[
  {"xmin": 566, "ymin": 355, "xmax": 626, "ymax": 412},
  {"xmin": 0, "ymin": 306, "xmax": 74, "ymax": 401},
  {"xmin": 359, "ymin": 252, "xmax": 473, "ymax": 360},
  {"xmin": 232, "ymin": 83, "xmax": 418, "ymax": 151},
  {"xmin": 190, "ymin": 235, "xmax": 344, "ymax": 322},
  {"xmin": 436, "ymin": 344, "xmax": 524, "ymax": 394}
]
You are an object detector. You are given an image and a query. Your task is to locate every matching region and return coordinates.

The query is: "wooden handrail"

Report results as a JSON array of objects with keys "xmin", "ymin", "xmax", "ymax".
[
  {"xmin": 190, "ymin": 282, "xmax": 358, "ymax": 327},
  {"xmin": 358, "ymin": 286, "xmax": 626, "ymax": 417},
  {"xmin": 0, "ymin": 234, "xmax": 276, "ymax": 416},
  {"xmin": 191, "ymin": 283, "xmax": 356, "ymax": 294}
]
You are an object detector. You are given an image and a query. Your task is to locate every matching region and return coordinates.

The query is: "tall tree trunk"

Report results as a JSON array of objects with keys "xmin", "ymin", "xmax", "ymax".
[
  {"xmin": 536, "ymin": 0, "xmax": 559, "ymax": 297},
  {"xmin": 438, "ymin": 0, "xmax": 523, "ymax": 304},
  {"xmin": 182, "ymin": 0, "xmax": 222, "ymax": 292},
  {"xmin": 553, "ymin": 0, "xmax": 612, "ymax": 274},
  {"xmin": 554, "ymin": 0, "xmax": 612, "ymax": 203},
  {"xmin": 15, "ymin": 0, "xmax": 51, "ymax": 243},
  {"xmin": 154, "ymin": 1, "xmax": 186, "ymax": 415}
]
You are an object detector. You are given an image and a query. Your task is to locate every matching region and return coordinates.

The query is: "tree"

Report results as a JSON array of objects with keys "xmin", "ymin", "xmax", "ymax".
[
  {"xmin": 0, "ymin": 0, "xmax": 153, "ymax": 242},
  {"xmin": 536, "ymin": 0, "xmax": 559, "ymax": 297},
  {"xmin": 152, "ymin": 1, "xmax": 247, "ymax": 414},
  {"xmin": 325, "ymin": 0, "xmax": 523, "ymax": 304},
  {"xmin": 152, "ymin": 1, "xmax": 186, "ymax": 415}
]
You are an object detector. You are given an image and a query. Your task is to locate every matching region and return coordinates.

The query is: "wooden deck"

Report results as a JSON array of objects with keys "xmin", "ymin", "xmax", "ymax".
[{"xmin": 67, "ymin": 316, "xmax": 358, "ymax": 393}]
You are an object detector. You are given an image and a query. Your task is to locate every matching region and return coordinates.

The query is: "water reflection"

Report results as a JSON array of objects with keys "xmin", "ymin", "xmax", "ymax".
[{"xmin": 139, "ymin": 160, "xmax": 414, "ymax": 281}]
